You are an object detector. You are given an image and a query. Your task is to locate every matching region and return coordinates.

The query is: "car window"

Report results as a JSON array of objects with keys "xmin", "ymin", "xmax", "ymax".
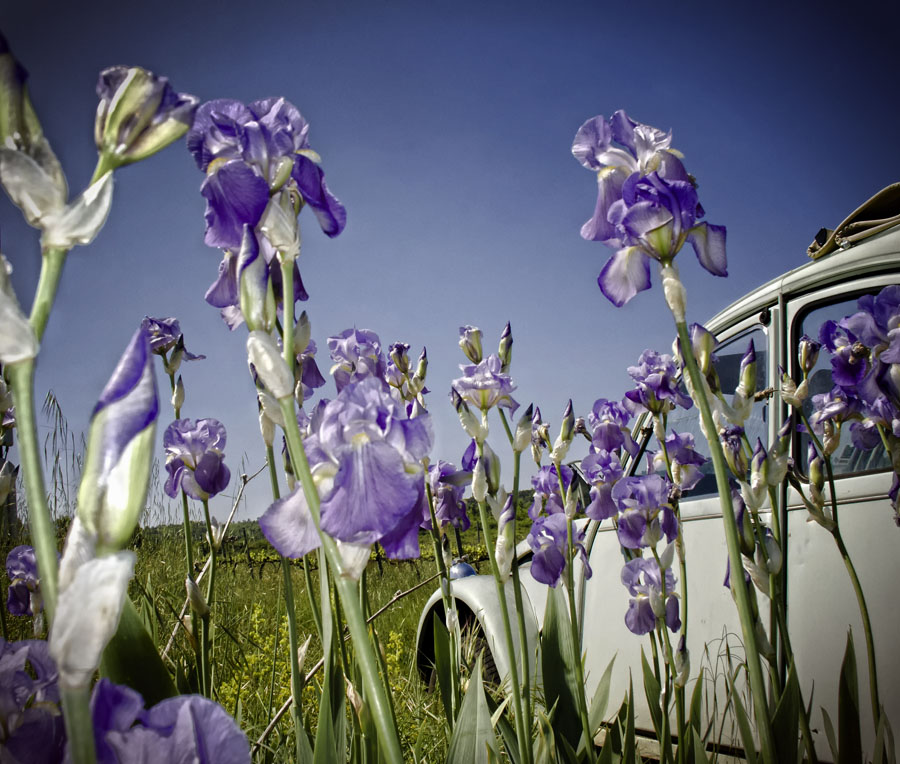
[
  {"xmin": 663, "ymin": 326, "xmax": 769, "ymax": 499},
  {"xmin": 796, "ymin": 296, "xmax": 892, "ymax": 476}
]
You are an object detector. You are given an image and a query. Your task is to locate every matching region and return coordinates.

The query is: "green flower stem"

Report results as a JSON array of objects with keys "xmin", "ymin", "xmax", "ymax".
[
  {"xmin": 278, "ymin": 397, "xmax": 405, "ymax": 764},
  {"xmin": 424, "ymin": 480, "xmax": 461, "ymax": 724},
  {"xmin": 651, "ymin": 546, "xmax": 682, "ymax": 764},
  {"xmin": 800, "ymin": 412, "xmax": 881, "ymax": 731},
  {"xmin": 475, "ymin": 495, "xmax": 532, "ymax": 763},
  {"xmin": 200, "ymin": 498, "xmax": 217, "ymax": 698},
  {"xmin": 280, "ymin": 556, "xmax": 306, "ymax": 763},
  {"xmin": 61, "ymin": 685, "xmax": 97, "ymax": 764},
  {"xmin": 673, "ymin": 319, "xmax": 776, "ymax": 764},
  {"xmin": 832, "ymin": 523, "xmax": 881, "ymax": 732},
  {"xmin": 264, "ymin": 444, "xmax": 309, "ymax": 755},
  {"xmin": 280, "ymin": 258, "xmax": 295, "ymax": 372},
  {"xmin": 564, "ymin": 509, "xmax": 595, "ymax": 763},
  {"xmin": 6, "ymin": 361, "xmax": 58, "ymax": 619},
  {"xmin": 508, "ymin": 450, "xmax": 533, "ymax": 726},
  {"xmin": 30, "ymin": 247, "xmax": 68, "ymax": 342}
]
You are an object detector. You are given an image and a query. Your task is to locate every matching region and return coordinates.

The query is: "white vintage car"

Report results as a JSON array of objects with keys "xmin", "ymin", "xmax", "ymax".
[{"xmin": 415, "ymin": 191, "xmax": 900, "ymax": 756}]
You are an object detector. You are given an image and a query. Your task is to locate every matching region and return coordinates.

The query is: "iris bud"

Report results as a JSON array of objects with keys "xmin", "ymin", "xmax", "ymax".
[
  {"xmin": 512, "ymin": 403, "xmax": 534, "ymax": 453},
  {"xmin": 798, "ymin": 335, "xmax": 821, "ymax": 376},
  {"xmin": 186, "ymin": 577, "xmax": 209, "ymax": 617},
  {"xmin": 389, "ymin": 342, "xmax": 411, "ymax": 374},
  {"xmin": 736, "ymin": 340, "xmax": 756, "ymax": 400},
  {"xmin": 550, "ymin": 400, "xmax": 575, "ymax": 462},
  {"xmin": 247, "ymin": 331, "xmax": 293, "ymax": 400},
  {"xmin": 171, "ymin": 374, "xmax": 184, "ymax": 411},
  {"xmin": 498, "ymin": 322, "xmax": 513, "ymax": 373},
  {"xmin": 77, "ymin": 327, "xmax": 157, "ymax": 551},
  {"xmin": 413, "ymin": 347, "xmax": 428, "ymax": 383},
  {"xmin": 94, "ymin": 66, "xmax": 198, "ymax": 169},
  {"xmin": 458, "ymin": 325, "xmax": 483, "ymax": 364},
  {"xmin": 294, "ymin": 311, "xmax": 312, "ymax": 355}
]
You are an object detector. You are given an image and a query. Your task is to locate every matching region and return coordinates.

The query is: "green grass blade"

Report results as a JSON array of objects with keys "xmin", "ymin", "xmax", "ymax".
[
  {"xmin": 447, "ymin": 655, "xmax": 499, "ymax": 764},
  {"xmin": 433, "ymin": 612, "xmax": 454, "ymax": 728},
  {"xmin": 838, "ymin": 631, "xmax": 863, "ymax": 764},
  {"xmin": 541, "ymin": 585, "xmax": 582, "ymax": 750},
  {"xmin": 772, "ymin": 660, "xmax": 800, "ymax": 764},
  {"xmin": 726, "ymin": 670, "xmax": 758, "ymax": 764}
]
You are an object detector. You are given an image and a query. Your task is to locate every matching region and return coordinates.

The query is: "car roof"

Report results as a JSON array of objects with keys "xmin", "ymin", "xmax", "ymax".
[{"xmin": 703, "ymin": 223, "xmax": 900, "ymax": 335}]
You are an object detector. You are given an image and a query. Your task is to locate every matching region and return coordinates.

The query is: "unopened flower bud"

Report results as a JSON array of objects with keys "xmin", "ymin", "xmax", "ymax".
[
  {"xmin": 94, "ymin": 66, "xmax": 198, "ymax": 169},
  {"xmin": 513, "ymin": 403, "xmax": 534, "ymax": 453},
  {"xmin": 459, "ymin": 325, "xmax": 483, "ymax": 364},
  {"xmin": 472, "ymin": 459, "xmax": 487, "ymax": 502},
  {"xmin": 661, "ymin": 264, "xmax": 686, "ymax": 322},
  {"xmin": 551, "ymin": 400, "xmax": 575, "ymax": 462},
  {"xmin": 735, "ymin": 340, "xmax": 756, "ymax": 400},
  {"xmin": 688, "ymin": 323, "xmax": 717, "ymax": 376},
  {"xmin": 720, "ymin": 425, "xmax": 747, "ymax": 479},
  {"xmin": 259, "ymin": 409, "xmax": 275, "ymax": 447},
  {"xmin": 247, "ymin": 331, "xmax": 293, "ymax": 400},
  {"xmin": 414, "ymin": 347, "xmax": 427, "ymax": 382},
  {"xmin": 294, "ymin": 311, "xmax": 312, "ymax": 355},
  {"xmin": 186, "ymin": 576, "xmax": 209, "ymax": 617},
  {"xmin": 798, "ymin": 335, "xmax": 821, "ymax": 376},
  {"xmin": 78, "ymin": 327, "xmax": 157, "ymax": 551},
  {"xmin": 171, "ymin": 374, "xmax": 184, "ymax": 411},
  {"xmin": 498, "ymin": 322, "xmax": 513, "ymax": 373},
  {"xmin": 674, "ymin": 636, "xmax": 690, "ymax": 688},
  {"xmin": 808, "ymin": 443, "xmax": 825, "ymax": 496},
  {"xmin": 389, "ymin": 342, "xmax": 410, "ymax": 374}
]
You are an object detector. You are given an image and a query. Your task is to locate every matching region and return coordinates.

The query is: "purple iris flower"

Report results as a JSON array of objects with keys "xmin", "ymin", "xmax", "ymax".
[
  {"xmin": 527, "ymin": 513, "xmax": 591, "ymax": 587},
  {"xmin": 6, "ymin": 545, "xmax": 40, "ymax": 617},
  {"xmin": 163, "ymin": 418, "xmax": 231, "ymax": 501},
  {"xmin": 625, "ymin": 350, "xmax": 692, "ymax": 415},
  {"xmin": 621, "ymin": 556, "xmax": 680, "ymax": 635},
  {"xmin": 720, "ymin": 424, "xmax": 747, "ymax": 478},
  {"xmin": 581, "ymin": 450, "xmax": 624, "ymax": 521},
  {"xmin": 0, "ymin": 638, "xmax": 65, "ymax": 763},
  {"xmin": 451, "ymin": 354, "xmax": 519, "ymax": 415},
  {"xmin": 204, "ymin": 227, "xmax": 309, "ymax": 331},
  {"xmin": 572, "ymin": 111, "xmax": 726, "ymax": 307},
  {"xmin": 140, "ymin": 316, "xmax": 205, "ymax": 361},
  {"xmin": 259, "ymin": 376, "xmax": 433, "ymax": 560},
  {"xmin": 328, "ymin": 328, "xmax": 387, "ymax": 393},
  {"xmin": 611, "ymin": 474, "xmax": 677, "ymax": 550},
  {"xmin": 529, "ymin": 463, "xmax": 573, "ymax": 519},
  {"xmin": 296, "ymin": 339, "xmax": 326, "ymax": 401},
  {"xmin": 587, "ymin": 397, "xmax": 639, "ymax": 456},
  {"xmin": 653, "ymin": 431, "xmax": 707, "ymax": 491},
  {"xmin": 425, "ymin": 460, "xmax": 470, "ymax": 531},
  {"xmin": 187, "ymin": 97, "xmax": 345, "ymax": 248},
  {"xmin": 89, "ymin": 679, "xmax": 250, "ymax": 764}
]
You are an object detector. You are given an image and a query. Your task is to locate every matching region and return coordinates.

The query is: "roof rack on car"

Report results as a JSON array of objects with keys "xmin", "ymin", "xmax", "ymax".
[{"xmin": 807, "ymin": 182, "xmax": 900, "ymax": 260}]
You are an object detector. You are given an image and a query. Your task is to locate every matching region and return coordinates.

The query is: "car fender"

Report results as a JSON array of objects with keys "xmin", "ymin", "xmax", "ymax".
[{"xmin": 415, "ymin": 572, "xmax": 541, "ymax": 689}]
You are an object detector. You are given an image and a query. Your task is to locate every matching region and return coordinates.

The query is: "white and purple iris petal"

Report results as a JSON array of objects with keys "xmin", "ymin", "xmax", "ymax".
[
  {"xmin": 611, "ymin": 474, "xmax": 677, "ymax": 550},
  {"xmin": 527, "ymin": 513, "xmax": 591, "ymax": 588},
  {"xmin": 621, "ymin": 556, "xmax": 680, "ymax": 635},
  {"xmin": 90, "ymin": 678, "xmax": 250, "ymax": 764},
  {"xmin": 259, "ymin": 377, "xmax": 433, "ymax": 564},
  {"xmin": 163, "ymin": 418, "xmax": 231, "ymax": 501}
]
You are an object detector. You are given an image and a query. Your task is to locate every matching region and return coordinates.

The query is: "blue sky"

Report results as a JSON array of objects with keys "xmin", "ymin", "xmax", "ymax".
[{"xmin": 4, "ymin": 0, "xmax": 900, "ymax": 524}]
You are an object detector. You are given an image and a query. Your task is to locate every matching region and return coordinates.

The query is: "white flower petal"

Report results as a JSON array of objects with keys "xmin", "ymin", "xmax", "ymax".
[
  {"xmin": 247, "ymin": 330, "xmax": 293, "ymax": 399},
  {"xmin": 50, "ymin": 550, "xmax": 135, "ymax": 689},
  {"xmin": 41, "ymin": 171, "xmax": 114, "ymax": 249},
  {"xmin": 0, "ymin": 255, "xmax": 38, "ymax": 364},
  {"xmin": 0, "ymin": 148, "xmax": 66, "ymax": 226}
]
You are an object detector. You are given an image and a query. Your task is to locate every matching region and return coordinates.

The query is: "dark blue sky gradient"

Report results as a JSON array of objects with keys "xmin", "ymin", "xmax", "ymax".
[{"xmin": 4, "ymin": 1, "xmax": 899, "ymax": 522}]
